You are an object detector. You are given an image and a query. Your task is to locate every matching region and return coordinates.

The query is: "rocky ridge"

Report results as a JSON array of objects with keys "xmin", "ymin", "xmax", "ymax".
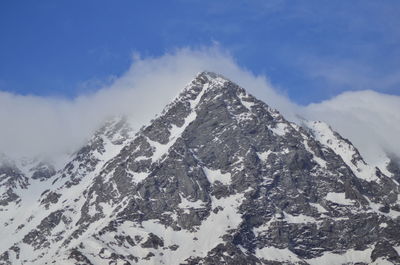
[{"xmin": 0, "ymin": 72, "xmax": 400, "ymax": 264}]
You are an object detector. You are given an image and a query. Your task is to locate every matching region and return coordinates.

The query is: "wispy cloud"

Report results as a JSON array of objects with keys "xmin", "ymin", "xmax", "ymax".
[
  {"xmin": 0, "ymin": 46, "xmax": 398, "ymax": 167},
  {"xmin": 0, "ymin": 46, "xmax": 294, "ymax": 160},
  {"xmin": 303, "ymin": 90, "xmax": 400, "ymax": 164}
]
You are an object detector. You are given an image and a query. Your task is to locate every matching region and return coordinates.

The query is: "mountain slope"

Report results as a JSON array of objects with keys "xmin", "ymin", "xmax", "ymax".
[{"xmin": 1, "ymin": 72, "xmax": 400, "ymax": 265}]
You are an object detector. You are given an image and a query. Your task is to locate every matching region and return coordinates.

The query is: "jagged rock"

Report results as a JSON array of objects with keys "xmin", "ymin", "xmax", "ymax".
[
  {"xmin": 1, "ymin": 72, "xmax": 400, "ymax": 264},
  {"xmin": 371, "ymin": 241, "xmax": 400, "ymax": 263},
  {"xmin": 31, "ymin": 163, "xmax": 56, "ymax": 181},
  {"xmin": 141, "ymin": 233, "xmax": 164, "ymax": 249}
]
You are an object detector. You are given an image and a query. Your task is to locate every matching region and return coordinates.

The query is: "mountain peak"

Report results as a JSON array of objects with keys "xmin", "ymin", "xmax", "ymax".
[
  {"xmin": 195, "ymin": 70, "xmax": 226, "ymax": 81},
  {"xmin": 2, "ymin": 72, "xmax": 400, "ymax": 264},
  {"xmin": 185, "ymin": 71, "xmax": 236, "ymax": 95}
]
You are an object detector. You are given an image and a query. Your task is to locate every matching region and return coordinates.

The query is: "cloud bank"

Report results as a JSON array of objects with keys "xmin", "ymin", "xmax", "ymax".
[
  {"xmin": 0, "ymin": 46, "xmax": 399, "ymax": 166},
  {"xmin": 303, "ymin": 90, "xmax": 400, "ymax": 165}
]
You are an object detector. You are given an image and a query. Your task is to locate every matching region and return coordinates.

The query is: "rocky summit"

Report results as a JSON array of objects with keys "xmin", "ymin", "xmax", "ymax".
[{"xmin": 1, "ymin": 72, "xmax": 400, "ymax": 265}]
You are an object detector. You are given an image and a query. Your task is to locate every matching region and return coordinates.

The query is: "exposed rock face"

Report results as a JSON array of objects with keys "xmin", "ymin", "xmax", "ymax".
[
  {"xmin": 0, "ymin": 162, "xmax": 28, "ymax": 206},
  {"xmin": 1, "ymin": 72, "xmax": 400, "ymax": 264},
  {"xmin": 387, "ymin": 156, "xmax": 400, "ymax": 184}
]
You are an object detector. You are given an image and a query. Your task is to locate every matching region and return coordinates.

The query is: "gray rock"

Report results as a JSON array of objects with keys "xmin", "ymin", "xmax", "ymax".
[{"xmin": 2, "ymin": 72, "xmax": 400, "ymax": 265}]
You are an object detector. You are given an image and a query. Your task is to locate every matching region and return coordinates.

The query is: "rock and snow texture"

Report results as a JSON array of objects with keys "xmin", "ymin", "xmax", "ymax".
[{"xmin": 1, "ymin": 72, "xmax": 400, "ymax": 264}]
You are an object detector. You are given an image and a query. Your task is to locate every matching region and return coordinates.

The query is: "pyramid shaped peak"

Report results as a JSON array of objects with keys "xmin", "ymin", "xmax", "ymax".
[
  {"xmin": 193, "ymin": 71, "xmax": 231, "ymax": 85},
  {"xmin": 196, "ymin": 70, "xmax": 224, "ymax": 79},
  {"xmin": 167, "ymin": 71, "xmax": 255, "ymax": 115},
  {"xmin": 183, "ymin": 71, "xmax": 250, "ymax": 101}
]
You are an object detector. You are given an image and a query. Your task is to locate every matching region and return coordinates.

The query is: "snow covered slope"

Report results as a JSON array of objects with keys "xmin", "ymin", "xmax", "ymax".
[{"xmin": 1, "ymin": 72, "xmax": 400, "ymax": 265}]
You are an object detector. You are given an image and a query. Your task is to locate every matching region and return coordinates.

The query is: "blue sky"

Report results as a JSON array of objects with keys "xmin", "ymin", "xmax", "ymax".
[{"xmin": 0, "ymin": 0, "xmax": 399, "ymax": 104}]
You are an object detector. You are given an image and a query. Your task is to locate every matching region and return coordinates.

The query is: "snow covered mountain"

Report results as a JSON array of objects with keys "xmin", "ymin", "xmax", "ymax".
[{"xmin": 1, "ymin": 72, "xmax": 400, "ymax": 265}]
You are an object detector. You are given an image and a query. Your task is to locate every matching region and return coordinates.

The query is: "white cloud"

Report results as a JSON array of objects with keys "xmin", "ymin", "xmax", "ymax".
[
  {"xmin": 302, "ymin": 90, "xmax": 400, "ymax": 164},
  {"xmin": 0, "ymin": 46, "xmax": 294, "ymax": 160},
  {"xmin": 0, "ymin": 46, "xmax": 398, "ymax": 167}
]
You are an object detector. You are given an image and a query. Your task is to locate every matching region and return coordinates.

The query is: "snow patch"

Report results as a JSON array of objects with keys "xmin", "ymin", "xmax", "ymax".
[
  {"xmin": 306, "ymin": 121, "xmax": 379, "ymax": 182},
  {"xmin": 306, "ymin": 248, "xmax": 373, "ymax": 265},
  {"xmin": 256, "ymin": 246, "xmax": 302, "ymax": 263},
  {"xmin": 325, "ymin": 192, "xmax": 355, "ymax": 206},
  {"xmin": 379, "ymin": 222, "xmax": 388, "ymax": 228},
  {"xmin": 134, "ymin": 192, "xmax": 245, "ymax": 264},
  {"xmin": 238, "ymin": 93, "xmax": 255, "ymax": 111},
  {"xmin": 310, "ymin": 203, "xmax": 328, "ymax": 214},
  {"xmin": 365, "ymin": 197, "xmax": 400, "ymax": 219},
  {"xmin": 303, "ymin": 140, "xmax": 327, "ymax": 168},
  {"xmin": 203, "ymin": 167, "xmax": 232, "ymax": 185},
  {"xmin": 178, "ymin": 194, "xmax": 206, "ymax": 213},
  {"xmin": 131, "ymin": 172, "xmax": 149, "ymax": 184},
  {"xmin": 283, "ymin": 212, "xmax": 318, "ymax": 224},
  {"xmin": 147, "ymin": 83, "xmax": 208, "ymax": 162},
  {"xmin": 257, "ymin": 150, "xmax": 272, "ymax": 162},
  {"xmin": 269, "ymin": 123, "xmax": 289, "ymax": 136}
]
